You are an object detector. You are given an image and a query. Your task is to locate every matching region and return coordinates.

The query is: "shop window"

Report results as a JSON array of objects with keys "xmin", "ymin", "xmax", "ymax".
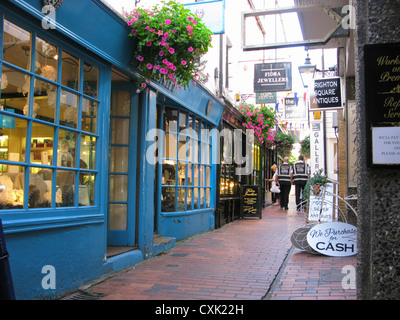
[
  {"xmin": 0, "ymin": 19, "xmax": 100, "ymax": 210},
  {"xmin": 161, "ymin": 107, "xmax": 212, "ymax": 212}
]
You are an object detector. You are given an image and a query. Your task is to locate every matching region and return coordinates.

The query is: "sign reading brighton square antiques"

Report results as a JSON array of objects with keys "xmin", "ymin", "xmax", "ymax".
[
  {"xmin": 306, "ymin": 222, "xmax": 357, "ymax": 257},
  {"xmin": 254, "ymin": 62, "xmax": 292, "ymax": 93},
  {"xmin": 240, "ymin": 185, "xmax": 262, "ymax": 219},
  {"xmin": 310, "ymin": 77, "xmax": 342, "ymax": 110},
  {"xmin": 365, "ymin": 43, "xmax": 400, "ymax": 166}
]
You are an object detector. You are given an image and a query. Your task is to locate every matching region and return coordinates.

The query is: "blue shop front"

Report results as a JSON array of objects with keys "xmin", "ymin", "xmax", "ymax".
[{"xmin": 0, "ymin": 0, "xmax": 223, "ymax": 299}]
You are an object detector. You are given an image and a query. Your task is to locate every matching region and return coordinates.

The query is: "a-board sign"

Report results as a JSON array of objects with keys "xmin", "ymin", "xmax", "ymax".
[
  {"xmin": 254, "ymin": 62, "xmax": 292, "ymax": 92},
  {"xmin": 310, "ymin": 77, "xmax": 342, "ymax": 110},
  {"xmin": 240, "ymin": 185, "xmax": 262, "ymax": 219},
  {"xmin": 306, "ymin": 222, "xmax": 357, "ymax": 257},
  {"xmin": 365, "ymin": 43, "xmax": 400, "ymax": 167},
  {"xmin": 307, "ymin": 183, "xmax": 334, "ymax": 222}
]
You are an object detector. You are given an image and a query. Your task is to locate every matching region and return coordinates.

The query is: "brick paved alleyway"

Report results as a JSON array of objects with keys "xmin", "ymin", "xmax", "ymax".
[{"xmin": 68, "ymin": 195, "xmax": 357, "ymax": 301}]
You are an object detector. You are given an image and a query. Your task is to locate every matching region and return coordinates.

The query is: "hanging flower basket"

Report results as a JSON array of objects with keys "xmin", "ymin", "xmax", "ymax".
[
  {"xmin": 126, "ymin": 0, "xmax": 213, "ymax": 92},
  {"xmin": 273, "ymin": 131, "xmax": 295, "ymax": 157},
  {"xmin": 239, "ymin": 103, "xmax": 277, "ymax": 145}
]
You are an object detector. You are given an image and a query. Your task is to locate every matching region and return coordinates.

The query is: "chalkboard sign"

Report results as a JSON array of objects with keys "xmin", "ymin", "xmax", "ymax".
[
  {"xmin": 240, "ymin": 185, "xmax": 262, "ymax": 219},
  {"xmin": 365, "ymin": 43, "xmax": 400, "ymax": 166},
  {"xmin": 254, "ymin": 62, "xmax": 292, "ymax": 93}
]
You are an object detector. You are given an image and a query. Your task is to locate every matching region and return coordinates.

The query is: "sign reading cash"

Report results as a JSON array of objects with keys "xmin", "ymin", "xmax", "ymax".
[
  {"xmin": 240, "ymin": 185, "xmax": 262, "ymax": 219},
  {"xmin": 310, "ymin": 77, "xmax": 342, "ymax": 110},
  {"xmin": 365, "ymin": 43, "xmax": 400, "ymax": 166},
  {"xmin": 254, "ymin": 62, "xmax": 292, "ymax": 92}
]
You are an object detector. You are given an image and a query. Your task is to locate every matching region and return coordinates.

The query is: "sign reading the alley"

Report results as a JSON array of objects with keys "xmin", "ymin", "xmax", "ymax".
[
  {"xmin": 306, "ymin": 222, "xmax": 357, "ymax": 257},
  {"xmin": 240, "ymin": 185, "xmax": 261, "ymax": 219},
  {"xmin": 254, "ymin": 62, "xmax": 292, "ymax": 92},
  {"xmin": 365, "ymin": 43, "xmax": 400, "ymax": 166},
  {"xmin": 310, "ymin": 77, "xmax": 342, "ymax": 110}
]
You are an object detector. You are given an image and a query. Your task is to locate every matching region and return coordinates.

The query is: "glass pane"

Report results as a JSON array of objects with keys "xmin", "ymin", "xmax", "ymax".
[
  {"xmin": 62, "ymin": 51, "xmax": 79, "ymax": 91},
  {"xmin": 162, "ymin": 160, "xmax": 176, "ymax": 186},
  {"xmin": 79, "ymin": 172, "xmax": 95, "ymax": 206},
  {"xmin": 179, "ymin": 111, "xmax": 187, "ymax": 132},
  {"xmin": 56, "ymin": 169, "xmax": 75, "ymax": 207},
  {"xmin": 200, "ymin": 165, "xmax": 205, "ymax": 186},
  {"xmin": 35, "ymin": 37, "xmax": 58, "ymax": 82},
  {"xmin": 193, "ymin": 188, "xmax": 199, "ymax": 209},
  {"xmin": 34, "ymin": 79, "xmax": 56, "ymax": 123},
  {"xmin": 30, "ymin": 167, "xmax": 52, "ymax": 208},
  {"xmin": 57, "ymin": 130, "xmax": 77, "ymax": 168},
  {"xmin": 112, "ymin": 91, "xmax": 130, "ymax": 116},
  {"xmin": 178, "ymin": 138, "xmax": 187, "ymax": 161},
  {"xmin": 206, "ymin": 188, "xmax": 210, "ymax": 208},
  {"xmin": 110, "ymin": 147, "xmax": 129, "ymax": 172},
  {"xmin": 194, "ymin": 164, "xmax": 199, "ymax": 186},
  {"xmin": 163, "ymin": 108, "xmax": 177, "ymax": 132},
  {"xmin": 187, "ymin": 188, "xmax": 193, "ymax": 210},
  {"xmin": 201, "ymin": 142, "xmax": 206, "ymax": 164},
  {"xmin": 208, "ymin": 145, "xmax": 212, "ymax": 165},
  {"xmin": 194, "ymin": 141, "xmax": 199, "ymax": 163},
  {"xmin": 3, "ymin": 20, "xmax": 31, "ymax": 71},
  {"xmin": 0, "ymin": 117, "xmax": 27, "ymax": 165},
  {"xmin": 112, "ymin": 118, "xmax": 129, "ymax": 144},
  {"xmin": 178, "ymin": 162, "xmax": 186, "ymax": 186},
  {"xmin": 177, "ymin": 188, "xmax": 185, "ymax": 211},
  {"xmin": 109, "ymin": 175, "xmax": 128, "ymax": 202},
  {"xmin": 81, "ymin": 98, "xmax": 97, "ymax": 134},
  {"xmin": 60, "ymin": 89, "xmax": 78, "ymax": 128},
  {"xmin": 200, "ymin": 188, "xmax": 204, "ymax": 208},
  {"xmin": 1, "ymin": 67, "xmax": 30, "ymax": 114},
  {"xmin": 0, "ymin": 169, "xmax": 25, "ymax": 209},
  {"xmin": 161, "ymin": 186, "xmax": 175, "ymax": 212},
  {"xmin": 206, "ymin": 166, "xmax": 210, "ymax": 187},
  {"xmin": 109, "ymin": 203, "xmax": 127, "ymax": 230},
  {"xmin": 164, "ymin": 133, "xmax": 177, "ymax": 159},
  {"xmin": 187, "ymin": 163, "xmax": 193, "ymax": 186},
  {"xmin": 31, "ymin": 122, "xmax": 54, "ymax": 166},
  {"xmin": 80, "ymin": 135, "xmax": 96, "ymax": 170},
  {"xmin": 83, "ymin": 62, "xmax": 99, "ymax": 98},
  {"xmin": 188, "ymin": 116, "xmax": 194, "ymax": 135}
]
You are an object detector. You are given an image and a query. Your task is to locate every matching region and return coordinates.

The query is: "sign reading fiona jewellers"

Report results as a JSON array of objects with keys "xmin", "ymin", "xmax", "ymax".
[
  {"xmin": 254, "ymin": 63, "xmax": 292, "ymax": 93},
  {"xmin": 307, "ymin": 222, "xmax": 357, "ymax": 257},
  {"xmin": 365, "ymin": 43, "xmax": 400, "ymax": 166}
]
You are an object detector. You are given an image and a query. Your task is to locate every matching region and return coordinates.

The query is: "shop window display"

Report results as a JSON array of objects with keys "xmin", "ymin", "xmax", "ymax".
[
  {"xmin": 161, "ymin": 108, "xmax": 212, "ymax": 213},
  {"xmin": 0, "ymin": 19, "xmax": 99, "ymax": 209}
]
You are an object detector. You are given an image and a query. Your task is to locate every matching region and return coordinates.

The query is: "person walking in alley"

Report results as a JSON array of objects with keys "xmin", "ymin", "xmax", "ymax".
[
  {"xmin": 278, "ymin": 157, "xmax": 292, "ymax": 210},
  {"xmin": 267, "ymin": 164, "xmax": 280, "ymax": 206},
  {"xmin": 292, "ymin": 155, "xmax": 310, "ymax": 211}
]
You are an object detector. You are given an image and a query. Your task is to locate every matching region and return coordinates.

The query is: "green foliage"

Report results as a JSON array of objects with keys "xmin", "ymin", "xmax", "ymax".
[
  {"xmin": 300, "ymin": 135, "xmax": 310, "ymax": 158},
  {"xmin": 274, "ymin": 132, "xmax": 295, "ymax": 157},
  {"xmin": 126, "ymin": 0, "xmax": 213, "ymax": 91},
  {"xmin": 303, "ymin": 169, "xmax": 329, "ymax": 202}
]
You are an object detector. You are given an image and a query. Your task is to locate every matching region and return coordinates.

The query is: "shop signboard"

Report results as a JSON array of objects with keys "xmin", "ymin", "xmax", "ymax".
[
  {"xmin": 310, "ymin": 77, "xmax": 342, "ymax": 110},
  {"xmin": 256, "ymin": 92, "xmax": 277, "ymax": 104},
  {"xmin": 240, "ymin": 185, "xmax": 262, "ymax": 219},
  {"xmin": 306, "ymin": 222, "xmax": 357, "ymax": 257},
  {"xmin": 307, "ymin": 183, "xmax": 334, "ymax": 222},
  {"xmin": 364, "ymin": 42, "xmax": 400, "ymax": 167},
  {"xmin": 254, "ymin": 62, "xmax": 292, "ymax": 92},
  {"xmin": 284, "ymin": 97, "xmax": 307, "ymax": 120}
]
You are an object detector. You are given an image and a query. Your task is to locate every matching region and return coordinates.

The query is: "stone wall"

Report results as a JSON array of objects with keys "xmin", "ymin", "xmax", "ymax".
[{"xmin": 355, "ymin": 0, "xmax": 400, "ymax": 299}]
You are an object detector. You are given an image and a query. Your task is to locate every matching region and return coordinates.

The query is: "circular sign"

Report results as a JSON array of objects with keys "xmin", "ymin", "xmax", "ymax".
[{"xmin": 306, "ymin": 222, "xmax": 357, "ymax": 257}]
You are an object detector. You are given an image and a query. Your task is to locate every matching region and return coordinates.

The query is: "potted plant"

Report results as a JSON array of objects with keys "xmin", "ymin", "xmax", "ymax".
[
  {"xmin": 126, "ymin": 0, "xmax": 213, "ymax": 92},
  {"xmin": 304, "ymin": 169, "xmax": 329, "ymax": 200},
  {"xmin": 239, "ymin": 103, "xmax": 278, "ymax": 145},
  {"xmin": 273, "ymin": 131, "xmax": 295, "ymax": 157}
]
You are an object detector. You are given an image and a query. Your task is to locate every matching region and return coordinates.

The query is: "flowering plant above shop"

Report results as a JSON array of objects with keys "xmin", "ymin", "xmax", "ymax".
[
  {"xmin": 273, "ymin": 131, "xmax": 295, "ymax": 157},
  {"xmin": 300, "ymin": 135, "xmax": 310, "ymax": 159},
  {"xmin": 126, "ymin": 0, "xmax": 213, "ymax": 92},
  {"xmin": 239, "ymin": 103, "xmax": 278, "ymax": 145}
]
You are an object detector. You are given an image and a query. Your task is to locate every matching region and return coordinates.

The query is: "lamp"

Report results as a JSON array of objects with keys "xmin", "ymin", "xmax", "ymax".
[{"xmin": 298, "ymin": 52, "xmax": 316, "ymax": 88}]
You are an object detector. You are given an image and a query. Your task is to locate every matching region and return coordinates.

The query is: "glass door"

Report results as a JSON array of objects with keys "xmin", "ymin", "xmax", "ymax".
[{"xmin": 107, "ymin": 83, "xmax": 138, "ymax": 247}]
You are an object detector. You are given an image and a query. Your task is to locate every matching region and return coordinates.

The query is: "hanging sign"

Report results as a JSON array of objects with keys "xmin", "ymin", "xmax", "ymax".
[
  {"xmin": 310, "ymin": 121, "xmax": 325, "ymax": 175},
  {"xmin": 307, "ymin": 222, "xmax": 357, "ymax": 257},
  {"xmin": 256, "ymin": 92, "xmax": 277, "ymax": 104},
  {"xmin": 254, "ymin": 62, "xmax": 292, "ymax": 92},
  {"xmin": 364, "ymin": 43, "xmax": 400, "ymax": 167},
  {"xmin": 310, "ymin": 77, "xmax": 342, "ymax": 110},
  {"xmin": 240, "ymin": 185, "xmax": 262, "ymax": 219},
  {"xmin": 284, "ymin": 97, "xmax": 307, "ymax": 120}
]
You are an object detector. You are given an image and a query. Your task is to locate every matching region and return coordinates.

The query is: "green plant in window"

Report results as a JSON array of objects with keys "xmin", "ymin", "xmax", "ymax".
[
  {"xmin": 126, "ymin": 0, "xmax": 213, "ymax": 92},
  {"xmin": 239, "ymin": 103, "xmax": 278, "ymax": 145}
]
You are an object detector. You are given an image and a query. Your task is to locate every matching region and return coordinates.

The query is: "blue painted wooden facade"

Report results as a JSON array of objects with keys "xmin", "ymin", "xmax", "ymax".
[{"xmin": 0, "ymin": 0, "xmax": 223, "ymax": 299}]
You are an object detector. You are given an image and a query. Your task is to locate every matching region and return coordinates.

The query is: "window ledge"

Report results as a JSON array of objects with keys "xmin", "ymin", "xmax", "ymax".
[{"xmin": 160, "ymin": 208, "xmax": 215, "ymax": 217}]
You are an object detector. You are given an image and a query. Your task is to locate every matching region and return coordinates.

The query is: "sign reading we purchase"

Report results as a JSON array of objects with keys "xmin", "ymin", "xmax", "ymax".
[
  {"xmin": 307, "ymin": 222, "xmax": 357, "ymax": 257},
  {"xmin": 365, "ymin": 43, "xmax": 400, "ymax": 166},
  {"xmin": 254, "ymin": 62, "xmax": 292, "ymax": 92}
]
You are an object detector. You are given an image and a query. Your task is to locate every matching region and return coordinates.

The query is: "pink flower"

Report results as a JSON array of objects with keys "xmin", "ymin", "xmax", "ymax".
[
  {"xmin": 158, "ymin": 30, "xmax": 163, "ymax": 36},
  {"xmin": 147, "ymin": 63, "xmax": 153, "ymax": 69},
  {"xmin": 168, "ymin": 47, "xmax": 175, "ymax": 54},
  {"xmin": 137, "ymin": 56, "xmax": 144, "ymax": 61},
  {"xmin": 162, "ymin": 59, "xmax": 168, "ymax": 64},
  {"xmin": 159, "ymin": 51, "xmax": 164, "ymax": 57},
  {"xmin": 141, "ymin": 82, "xmax": 147, "ymax": 88},
  {"xmin": 168, "ymin": 74, "xmax": 174, "ymax": 79},
  {"xmin": 181, "ymin": 60, "xmax": 187, "ymax": 65},
  {"xmin": 130, "ymin": 29, "xmax": 137, "ymax": 35},
  {"xmin": 172, "ymin": 29, "xmax": 176, "ymax": 33},
  {"xmin": 146, "ymin": 41, "xmax": 152, "ymax": 46},
  {"xmin": 165, "ymin": 19, "xmax": 171, "ymax": 25},
  {"xmin": 193, "ymin": 81, "xmax": 197, "ymax": 86},
  {"xmin": 188, "ymin": 47, "xmax": 194, "ymax": 52}
]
